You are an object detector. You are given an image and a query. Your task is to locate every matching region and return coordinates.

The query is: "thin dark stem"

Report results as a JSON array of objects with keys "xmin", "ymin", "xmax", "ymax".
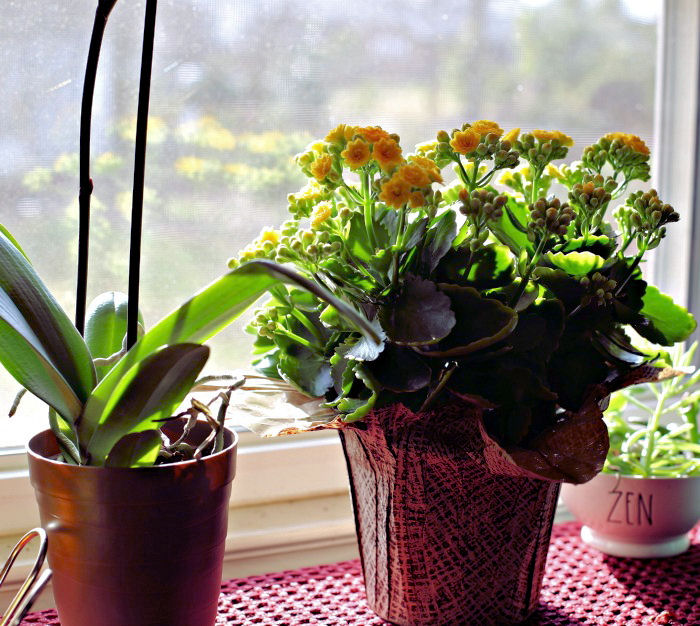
[
  {"xmin": 127, "ymin": 0, "xmax": 158, "ymax": 349},
  {"xmin": 76, "ymin": 0, "xmax": 118, "ymax": 334}
]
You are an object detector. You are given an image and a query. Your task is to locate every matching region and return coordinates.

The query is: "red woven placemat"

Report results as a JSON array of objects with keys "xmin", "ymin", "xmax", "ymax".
[{"xmin": 18, "ymin": 521, "xmax": 700, "ymax": 625}]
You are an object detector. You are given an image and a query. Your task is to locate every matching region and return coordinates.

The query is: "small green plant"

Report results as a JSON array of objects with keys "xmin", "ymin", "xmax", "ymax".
[{"xmin": 604, "ymin": 342, "xmax": 700, "ymax": 477}]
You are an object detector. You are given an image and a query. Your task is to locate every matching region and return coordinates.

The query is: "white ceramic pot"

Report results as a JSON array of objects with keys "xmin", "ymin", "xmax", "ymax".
[{"xmin": 561, "ymin": 472, "xmax": 700, "ymax": 558}]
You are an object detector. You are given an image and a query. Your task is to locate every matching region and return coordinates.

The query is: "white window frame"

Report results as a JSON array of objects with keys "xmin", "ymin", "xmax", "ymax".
[{"xmin": 1, "ymin": 0, "xmax": 698, "ymax": 612}]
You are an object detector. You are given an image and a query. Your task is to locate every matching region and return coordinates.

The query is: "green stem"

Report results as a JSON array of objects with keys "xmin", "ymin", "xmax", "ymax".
[
  {"xmin": 289, "ymin": 307, "xmax": 324, "ymax": 343},
  {"xmin": 276, "ymin": 327, "xmax": 323, "ymax": 354},
  {"xmin": 391, "ymin": 206, "xmax": 407, "ymax": 290},
  {"xmin": 361, "ymin": 170, "xmax": 377, "ymax": 249},
  {"xmin": 530, "ymin": 167, "xmax": 541, "ymax": 205},
  {"xmin": 642, "ymin": 383, "xmax": 671, "ymax": 475},
  {"xmin": 454, "ymin": 155, "xmax": 472, "ymax": 189},
  {"xmin": 510, "ymin": 234, "xmax": 547, "ymax": 308},
  {"xmin": 475, "ymin": 168, "xmax": 497, "ymax": 188},
  {"xmin": 614, "ymin": 247, "xmax": 645, "ymax": 297}
]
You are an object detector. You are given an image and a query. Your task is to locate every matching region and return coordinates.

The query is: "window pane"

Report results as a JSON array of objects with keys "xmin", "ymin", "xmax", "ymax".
[{"xmin": 0, "ymin": 0, "xmax": 661, "ymax": 448}]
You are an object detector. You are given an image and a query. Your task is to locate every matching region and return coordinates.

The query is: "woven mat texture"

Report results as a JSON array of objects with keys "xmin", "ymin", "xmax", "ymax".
[{"xmin": 18, "ymin": 521, "xmax": 699, "ymax": 625}]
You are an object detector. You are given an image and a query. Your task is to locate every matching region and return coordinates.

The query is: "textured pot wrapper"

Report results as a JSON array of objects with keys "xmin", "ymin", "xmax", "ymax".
[
  {"xmin": 27, "ymin": 420, "xmax": 237, "ymax": 626},
  {"xmin": 337, "ymin": 365, "xmax": 677, "ymax": 626}
]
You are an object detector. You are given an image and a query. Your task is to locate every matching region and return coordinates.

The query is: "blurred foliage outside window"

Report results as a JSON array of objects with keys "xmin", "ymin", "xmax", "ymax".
[{"xmin": 0, "ymin": 0, "xmax": 660, "ymax": 446}]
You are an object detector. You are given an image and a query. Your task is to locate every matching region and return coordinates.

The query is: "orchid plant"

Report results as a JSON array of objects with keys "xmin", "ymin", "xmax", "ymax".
[{"xmin": 229, "ymin": 121, "xmax": 696, "ymax": 482}]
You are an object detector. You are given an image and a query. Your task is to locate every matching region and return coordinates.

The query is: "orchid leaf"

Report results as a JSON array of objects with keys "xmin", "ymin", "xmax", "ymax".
[
  {"xmin": 105, "ymin": 430, "xmax": 162, "ymax": 468},
  {"xmin": 79, "ymin": 259, "xmax": 379, "ymax": 445},
  {"xmin": 0, "ymin": 223, "xmax": 30, "ymax": 262},
  {"xmin": 85, "ymin": 344, "xmax": 210, "ymax": 465},
  {"xmin": 379, "ymin": 275, "xmax": 456, "ymax": 346},
  {"xmin": 547, "ymin": 251, "xmax": 606, "ymax": 276},
  {"xmin": 85, "ymin": 291, "xmax": 144, "ymax": 381},
  {"xmin": 0, "ymin": 290, "xmax": 83, "ymax": 423},
  {"xmin": 0, "ymin": 230, "xmax": 96, "ymax": 403}
]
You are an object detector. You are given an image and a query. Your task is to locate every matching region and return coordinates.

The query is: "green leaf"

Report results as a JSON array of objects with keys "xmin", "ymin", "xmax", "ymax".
[
  {"xmin": 635, "ymin": 285, "xmax": 697, "ymax": 346},
  {"xmin": 338, "ymin": 366, "xmax": 379, "ymax": 422},
  {"xmin": 547, "ymin": 251, "xmax": 606, "ymax": 276},
  {"xmin": 420, "ymin": 210, "xmax": 457, "ymax": 273},
  {"xmin": 366, "ymin": 343, "xmax": 431, "ymax": 392},
  {"xmin": 419, "ymin": 285, "xmax": 518, "ymax": 357},
  {"xmin": 85, "ymin": 344, "xmax": 210, "ymax": 465},
  {"xmin": 336, "ymin": 323, "xmax": 386, "ymax": 362},
  {"xmin": 105, "ymin": 430, "xmax": 162, "ymax": 468},
  {"xmin": 561, "ymin": 235, "xmax": 614, "ymax": 257},
  {"xmin": 277, "ymin": 347, "xmax": 333, "ymax": 397},
  {"xmin": 379, "ymin": 275, "xmax": 456, "ymax": 345},
  {"xmin": 80, "ymin": 260, "xmax": 379, "ymax": 445},
  {"xmin": 85, "ymin": 291, "xmax": 144, "ymax": 381},
  {"xmin": 0, "ymin": 223, "xmax": 31, "ymax": 262},
  {"xmin": 466, "ymin": 244, "xmax": 514, "ymax": 288},
  {"xmin": 0, "ymin": 290, "xmax": 83, "ymax": 422},
  {"xmin": 0, "ymin": 230, "xmax": 96, "ymax": 403},
  {"xmin": 489, "ymin": 197, "xmax": 534, "ymax": 255}
]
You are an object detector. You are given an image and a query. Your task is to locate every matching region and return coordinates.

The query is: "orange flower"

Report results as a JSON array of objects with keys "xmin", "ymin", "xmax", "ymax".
[
  {"xmin": 379, "ymin": 176, "xmax": 411, "ymax": 209},
  {"xmin": 341, "ymin": 138, "xmax": 371, "ymax": 169},
  {"xmin": 310, "ymin": 154, "xmax": 333, "ymax": 181},
  {"xmin": 409, "ymin": 155, "xmax": 444, "ymax": 183},
  {"xmin": 325, "ymin": 124, "xmax": 357, "ymax": 144},
  {"xmin": 373, "ymin": 137, "xmax": 403, "ymax": 172},
  {"xmin": 357, "ymin": 126, "xmax": 390, "ymax": 143},
  {"xmin": 532, "ymin": 129, "xmax": 574, "ymax": 147},
  {"xmin": 470, "ymin": 119, "xmax": 503, "ymax": 138},
  {"xmin": 408, "ymin": 191, "xmax": 426, "ymax": 208},
  {"xmin": 310, "ymin": 202, "xmax": 332, "ymax": 229},
  {"xmin": 397, "ymin": 163, "xmax": 431, "ymax": 187},
  {"xmin": 450, "ymin": 129, "xmax": 480, "ymax": 154},
  {"xmin": 502, "ymin": 127, "xmax": 520, "ymax": 143},
  {"xmin": 604, "ymin": 132, "xmax": 650, "ymax": 156}
]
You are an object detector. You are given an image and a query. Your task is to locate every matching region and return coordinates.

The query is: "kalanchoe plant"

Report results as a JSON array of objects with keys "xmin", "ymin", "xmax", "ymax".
[{"xmin": 230, "ymin": 121, "xmax": 696, "ymax": 483}]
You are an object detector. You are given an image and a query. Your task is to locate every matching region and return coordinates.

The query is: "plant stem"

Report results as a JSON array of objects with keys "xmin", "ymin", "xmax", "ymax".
[
  {"xmin": 76, "ymin": 0, "xmax": 118, "ymax": 335},
  {"xmin": 391, "ymin": 205, "xmax": 407, "ymax": 290},
  {"xmin": 127, "ymin": 0, "xmax": 158, "ymax": 349},
  {"xmin": 642, "ymin": 383, "xmax": 671, "ymax": 476},
  {"xmin": 361, "ymin": 170, "xmax": 377, "ymax": 249},
  {"xmin": 614, "ymin": 247, "xmax": 645, "ymax": 297},
  {"xmin": 510, "ymin": 234, "xmax": 547, "ymax": 308}
]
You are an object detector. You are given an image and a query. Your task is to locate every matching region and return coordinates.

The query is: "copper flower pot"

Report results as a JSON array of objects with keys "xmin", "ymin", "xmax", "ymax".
[
  {"xmin": 339, "ymin": 403, "xmax": 560, "ymax": 626},
  {"xmin": 27, "ymin": 420, "xmax": 237, "ymax": 626}
]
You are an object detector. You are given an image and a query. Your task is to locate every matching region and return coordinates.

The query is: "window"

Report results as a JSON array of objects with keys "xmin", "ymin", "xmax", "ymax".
[{"xmin": 2, "ymin": 0, "xmax": 695, "ymax": 603}]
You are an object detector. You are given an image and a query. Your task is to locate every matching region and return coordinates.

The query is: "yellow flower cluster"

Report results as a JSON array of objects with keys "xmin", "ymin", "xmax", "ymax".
[
  {"xmin": 450, "ymin": 129, "xmax": 480, "ymax": 155},
  {"xmin": 310, "ymin": 202, "xmax": 333, "ymax": 229},
  {"xmin": 234, "ymin": 227, "xmax": 281, "ymax": 265},
  {"xmin": 379, "ymin": 158, "xmax": 441, "ymax": 209},
  {"xmin": 603, "ymin": 132, "xmax": 650, "ymax": 156},
  {"xmin": 531, "ymin": 129, "xmax": 574, "ymax": 147},
  {"xmin": 470, "ymin": 119, "xmax": 503, "ymax": 138},
  {"xmin": 310, "ymin": 154, "xmax": 333, "ymax": 181},
  {"xmin": 323, "ymin": 124, "xmax": 404, "ymax": 173}
]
